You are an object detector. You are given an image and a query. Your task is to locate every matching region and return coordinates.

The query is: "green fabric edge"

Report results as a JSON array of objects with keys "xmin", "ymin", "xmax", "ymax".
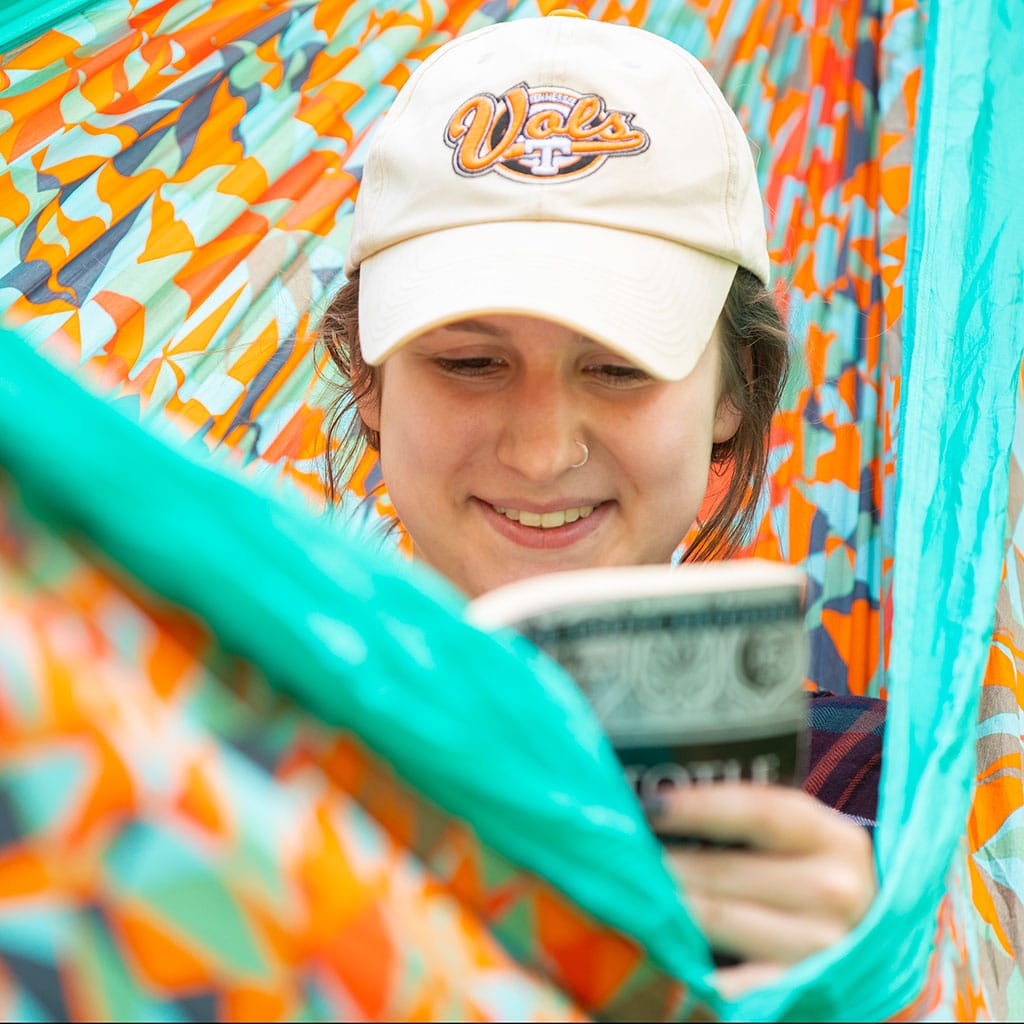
[
  {"xmin": 0, "ymin": 0, "xmax": 107, "ymax": 52},
  {"xmin": 878, "ymin": 0, "xmax": 1024, "ymax": 920},
  {"xmin": 875, "ymin": 0, "xmax": 1023, "ymax": 1007},
  {"xmin": 728, "ymin": 0, "xmax": 1024, "ymax": 1016}
]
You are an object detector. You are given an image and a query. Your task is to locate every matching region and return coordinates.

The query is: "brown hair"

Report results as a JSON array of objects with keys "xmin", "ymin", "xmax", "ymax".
[
  {"xmin": 689, "ymin": 266, "xmax": 790, "ymax": 560},
  {"xmin": 318, "ymin": 266, "xmax": 789, "ymax": 560}
]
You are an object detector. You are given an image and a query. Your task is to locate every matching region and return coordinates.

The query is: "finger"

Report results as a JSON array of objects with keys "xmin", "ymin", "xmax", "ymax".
[
  {"xmin": 669, "ymin": 845, "xmax": 872, "ymax": 922},
  {"xmin": 712, "ymin": 961, "xmax": 789, "ymax": 1000},
  {"xmin": 686, "ymin": 890, "xmax": 849, "ymax": 965},
  {"xmin": 647, "ymin": 783, "xmax": 860, "ymax": 853}
]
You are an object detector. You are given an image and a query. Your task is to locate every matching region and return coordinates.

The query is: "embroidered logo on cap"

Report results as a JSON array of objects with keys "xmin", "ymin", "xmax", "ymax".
[{"xmin": 444, "ymin": 83, "xmax": 649, "ymax": 182}]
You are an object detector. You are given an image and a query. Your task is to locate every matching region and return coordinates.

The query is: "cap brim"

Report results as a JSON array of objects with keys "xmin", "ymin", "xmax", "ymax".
[{"xmin": 357, "ymin": 221, "xmax": 738, "ymax": 381}]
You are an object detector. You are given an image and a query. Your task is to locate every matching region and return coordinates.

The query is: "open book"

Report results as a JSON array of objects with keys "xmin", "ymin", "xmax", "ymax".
[{"xmin": 468, "ymin": 559, "xmax": 809, "ymax": 799}]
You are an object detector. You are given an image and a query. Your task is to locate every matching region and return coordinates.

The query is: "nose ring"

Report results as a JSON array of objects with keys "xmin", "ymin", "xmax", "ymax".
[{"xmin": 570, "ymin": 440, "xmax": 589, "ymax": 469}]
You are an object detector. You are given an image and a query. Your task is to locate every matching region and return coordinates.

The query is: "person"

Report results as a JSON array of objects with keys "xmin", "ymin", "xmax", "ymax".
[{"xmin": 319, "ymin": 10, "xmax": 882, "ymax": 996}]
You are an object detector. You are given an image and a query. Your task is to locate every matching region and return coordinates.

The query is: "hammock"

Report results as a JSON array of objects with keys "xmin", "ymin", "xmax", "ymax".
[{"xmin": 1, "ymin": 0, "xmax": 1022, "ymax": 1019}]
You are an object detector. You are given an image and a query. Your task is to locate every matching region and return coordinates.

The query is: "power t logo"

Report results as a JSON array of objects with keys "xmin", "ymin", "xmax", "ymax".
[{"xmin": 444, "ymin": 83, "xmax": 649, "ymax": 182}]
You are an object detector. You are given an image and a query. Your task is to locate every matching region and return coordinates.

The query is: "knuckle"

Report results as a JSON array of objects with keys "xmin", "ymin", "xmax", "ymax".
[
  {"xmin": 689, "ymin": 890, "xmax": 726, "ymax": 936},
  {"xmin": 816, "ymin": 864, "xmax": 871, "ymax": 921}
]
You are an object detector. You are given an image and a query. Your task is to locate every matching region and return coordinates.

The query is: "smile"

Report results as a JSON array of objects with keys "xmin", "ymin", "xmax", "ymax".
[{"xmin": 492, "ymin": 504, "xmax": 596, "ymax": 528}]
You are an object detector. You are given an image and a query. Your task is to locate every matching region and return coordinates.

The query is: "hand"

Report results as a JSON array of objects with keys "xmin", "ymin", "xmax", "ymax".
[{"xmin": 645, "ymin": 783, "xmax": 878, "ymax": 999}]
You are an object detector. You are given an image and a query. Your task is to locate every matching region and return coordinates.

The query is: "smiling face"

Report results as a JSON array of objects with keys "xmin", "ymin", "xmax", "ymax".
[{"xmin": 358, "ymin": 314, "xmax": 741, "ymax": 598}]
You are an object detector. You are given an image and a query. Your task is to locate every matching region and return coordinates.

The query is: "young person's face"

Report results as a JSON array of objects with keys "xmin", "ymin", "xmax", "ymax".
[{"xmin": 360, "ymin": 314, "xmax": 741, "ymax": 598}]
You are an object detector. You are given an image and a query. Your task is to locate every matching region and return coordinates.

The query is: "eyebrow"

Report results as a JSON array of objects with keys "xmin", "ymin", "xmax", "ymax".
[{"xmin": 435, "ymin": 318, "xmax": 598, "ymax": 347}]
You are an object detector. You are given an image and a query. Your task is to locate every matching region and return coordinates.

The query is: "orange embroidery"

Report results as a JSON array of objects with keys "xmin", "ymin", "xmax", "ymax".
[{"xmin": 445, "ymin": 83, "xmax": 649, "ymax": 181}]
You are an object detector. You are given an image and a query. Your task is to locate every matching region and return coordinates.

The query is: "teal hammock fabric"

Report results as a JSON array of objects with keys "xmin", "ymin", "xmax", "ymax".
[{"xmin": 1, "ymin": 0, "xmax": 1023, "ymax": 1019}]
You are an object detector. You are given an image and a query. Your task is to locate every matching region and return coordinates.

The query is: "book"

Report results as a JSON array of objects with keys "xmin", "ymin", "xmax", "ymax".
[{"xmin": 467, "ymin": 559, "xmax": 809, "ymax": 799}]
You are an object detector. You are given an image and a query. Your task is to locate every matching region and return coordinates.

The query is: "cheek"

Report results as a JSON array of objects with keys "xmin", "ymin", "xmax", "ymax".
[
  {"xmin": 624, "ymin": 396, "xmax": 719, "ymax": 540},
  {"xmin": 644, "ymin": 428, "xmax": 716, "ymax": 507},
  {"xmin": 378, "ymin": 384, "xmax": 437, "ymax": 494},
  {"xmin": 376, "ymin": 372, "xmax": 479, "ymax": 511}
]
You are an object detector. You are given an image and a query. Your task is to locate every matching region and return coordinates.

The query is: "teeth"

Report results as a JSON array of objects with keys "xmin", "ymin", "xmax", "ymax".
[{"xmin": 494, "ymin": 504, "xmax": 595, "ymax": 528}]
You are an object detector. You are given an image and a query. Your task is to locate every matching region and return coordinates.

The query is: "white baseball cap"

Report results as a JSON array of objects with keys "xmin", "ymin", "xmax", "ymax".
[{"xmin": 345, "ymin": 12, "xmax": 770, "ymax": 381}]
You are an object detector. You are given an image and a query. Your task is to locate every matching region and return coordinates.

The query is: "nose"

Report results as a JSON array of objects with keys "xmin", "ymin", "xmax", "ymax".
[{"xmin": 494, "ymin": 377, "xmax": 585, "ymax": 482}]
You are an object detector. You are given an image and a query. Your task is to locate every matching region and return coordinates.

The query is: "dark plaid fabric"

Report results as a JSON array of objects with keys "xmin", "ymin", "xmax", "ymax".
[{"xmin": 802, "ymin": 691, "xmax": 886, "ymax": 831}]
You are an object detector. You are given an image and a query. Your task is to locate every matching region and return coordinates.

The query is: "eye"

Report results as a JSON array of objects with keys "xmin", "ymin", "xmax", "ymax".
[
  {"xmin": 585, "ymin": 363, "xmax": 652, "ymax": 387},
  {"xmin": 434, "ymin": 356, "xmax": 506, "ymax": 377}
]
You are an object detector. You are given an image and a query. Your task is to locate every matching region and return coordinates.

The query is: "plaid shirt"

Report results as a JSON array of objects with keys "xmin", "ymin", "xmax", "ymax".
[{"xmin": 803, "ymin": 692, "xmax": 886, "ymax": 831}]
